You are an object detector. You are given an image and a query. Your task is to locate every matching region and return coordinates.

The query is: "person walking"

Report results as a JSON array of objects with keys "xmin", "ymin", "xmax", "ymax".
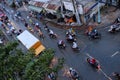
[
  {"xmin": 93, "ymin": 14, "xmax": 96, "ymax": 22},
  {"xmin": 38, "ymin": 29, "xmax": 44, "ymax": 40}
]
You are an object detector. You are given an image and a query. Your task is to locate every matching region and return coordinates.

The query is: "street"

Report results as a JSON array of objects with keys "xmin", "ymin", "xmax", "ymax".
[{"xmin": 1, "ymin": 3, "xmax": 120, "ymax": 80}]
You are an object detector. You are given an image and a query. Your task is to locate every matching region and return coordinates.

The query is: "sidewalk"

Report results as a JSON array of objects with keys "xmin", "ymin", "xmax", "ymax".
[
  {"xmin": 88, "ymin": 6, "xmax": 120, "ymax": 28},
  {"xmin": 44, "ymin": 6, "xmax": 120, "ymax": 31}
]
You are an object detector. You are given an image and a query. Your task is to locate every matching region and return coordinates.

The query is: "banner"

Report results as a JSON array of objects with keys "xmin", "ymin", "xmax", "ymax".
[{"xmin": 63, "ymin": 1, "xmax": 74, "ymax": 11}]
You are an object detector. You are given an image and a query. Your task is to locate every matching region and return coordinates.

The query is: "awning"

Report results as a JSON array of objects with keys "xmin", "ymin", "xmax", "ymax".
[
  {"xmin": 44, "ymin": 4, "xmax": 60, "ymax": 13},
  {"xmin": 28, "ymin": 6, "xmax": 43, "ymax": 13}
]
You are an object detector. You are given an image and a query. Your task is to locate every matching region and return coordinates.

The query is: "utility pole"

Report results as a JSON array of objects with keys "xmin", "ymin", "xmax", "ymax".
[
  {"xmin": 71, "ymin": 0, "xmax": 81, "ymax": 25},
  {"xmin": 97, "ymin": 0, "xmax": 101, "ymax": 24},
  {"xmin": 60, "ymin": 0, "xmax": 63, "ymax": 14},
  {"xmin": 60, "ymin": 0, "xmax": 64, "ymax": 18}
]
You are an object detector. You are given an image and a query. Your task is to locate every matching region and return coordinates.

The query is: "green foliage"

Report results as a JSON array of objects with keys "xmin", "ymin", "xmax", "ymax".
[
  {"xmin": 0, "ymin": 30, "xmax": 3, "ymax": 36},
  {"xmin": 53, "ymin": 58, "xmax": 64, "ymax": 73},
  {"xmin": 0, "ymin": 43, "xmax": 55, "ymax": 80},
  {"xmin": 23, "ymin": 49, "xmax": 54, "ymax": 80}
]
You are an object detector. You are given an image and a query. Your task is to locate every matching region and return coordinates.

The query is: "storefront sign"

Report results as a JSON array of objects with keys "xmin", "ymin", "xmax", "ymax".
[
  {"xmin": 88, "ymin": 2, "xmax": 98, "ymax": 12},
  {"xmin": 77, "ymin": 5, "xmax": 83, "ymax": 14},
  {"xmin": 63, "ymin": 1, "xmax": 74, "ymax": 11}
]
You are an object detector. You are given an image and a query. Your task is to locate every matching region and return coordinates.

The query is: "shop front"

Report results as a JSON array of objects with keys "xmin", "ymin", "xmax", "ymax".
[
  {"xmin": 84, "ymin": 1, "xmax": 105, "ymax": 23},
  {"xmin": 28, "ymin": 6, "xmax": 43, "ymax": 13},
  {"xmin": 99, "ymin": 0, "xmax": 118, "ymax": 6}
]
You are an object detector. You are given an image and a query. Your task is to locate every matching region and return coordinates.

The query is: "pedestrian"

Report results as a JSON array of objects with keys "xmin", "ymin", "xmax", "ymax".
[
  {"xmin": 10, "ymin": 10, "xmax": 14, "ymax": 18},
  {"xmin": 38, "ymin": 29, "xmax": 44, "ymax": 40},
  {"xmin": 44, "ymin": 25, "xmax": 48, "ymax": 31},
  {"xmin": 24, "ymin": 22, "xmax": 28, "ymax": 27},
  {"xmin": 93, "ymin": 14, "xmax": 96, "ymax": 22}
]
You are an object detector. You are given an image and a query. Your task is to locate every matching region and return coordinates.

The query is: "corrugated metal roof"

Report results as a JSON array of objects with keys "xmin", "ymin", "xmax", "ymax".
[
  {"xmin": 35, "ymin": 2, "xmax": 45, "ymax": 7},
  {"xmin": 46, "ymin": 4, "xmax": 59, "ymax": 10}
]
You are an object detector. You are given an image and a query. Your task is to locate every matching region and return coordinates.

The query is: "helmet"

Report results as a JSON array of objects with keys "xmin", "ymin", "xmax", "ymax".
[
  {"xmin": 92, "ymin": 58, "xmax": 96, "ymax": 62},
  {"xmin": 69, "ymin": 67, "xmax": 73, "ymax": 71},
  {"xmin": 36, "ymin": 23, "xmax": 39, "ymax": 25}
]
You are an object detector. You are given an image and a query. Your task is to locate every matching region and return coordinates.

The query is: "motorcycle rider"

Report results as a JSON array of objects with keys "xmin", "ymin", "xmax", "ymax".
[
  {"xmin": 92, "ymin": 29, "xmax": 98, "ymax": 36},
  {"xmin": 69, "ymin": 68, "xmax": 78, "ymax": 78},
  {"xmin": 66, "ymin": 28, "xmax": 76, "ymax": 37},
  {"xmin": 49, "ymin": 29, "xmax": 57, "ymax": 38},
  {"xmin": 109, "ymin": 25, "xmax": 116, "ymax": 32},
  {"xmin": 44, "ymin": 25, "xmax": 48, "ymax": 31},
  {"xmin": 72, "ymin": 42, "xmax": 78, "ymax": 49},
  {"xmin": 90, "ymin": 58, "xmax": 96, "ymax": 65},
  {"xmin": 112, "ymin": 72, "xmax": 120, "ymax": 80},
  {"xmin": 49, "ymin": 29, "xmax": 54, "ymax": 35},
  {"xmin": 68, "ymin": 34, "xmax": 73, "ymax": 40},
  {"xmin": 58, "ymin": 40, "xmax": 64, "ymax": 47},
  {"xmin": 115, "ymin": 17, "xmax": 120, "ymax": 24}
]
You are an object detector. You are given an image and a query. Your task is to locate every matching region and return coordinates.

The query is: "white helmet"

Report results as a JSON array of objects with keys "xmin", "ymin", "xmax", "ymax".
[
  {"xmin": 36, "ymin": 23, "xmax": 39, "ymax": 25},
  {"xmin": 69, "ymin": 67, "xmax": 73, "ymax": 71}
]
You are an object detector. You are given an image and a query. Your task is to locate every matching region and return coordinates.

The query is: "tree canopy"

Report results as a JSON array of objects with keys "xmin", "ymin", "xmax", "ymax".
[{"xmin": 0, "ymin": 42, "xmax": 55, "ymax": 80}]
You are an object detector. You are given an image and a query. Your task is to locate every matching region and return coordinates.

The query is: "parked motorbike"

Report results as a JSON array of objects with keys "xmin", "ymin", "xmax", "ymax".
[
  {"xmin": 112, "ymin": 72, "xmax": 120, "ymax": 80},
  {"xmin": 108, "ymin": 24, "xmax": 120, "ymax": 33},
  {"xmin": 87, "ymin": 58, "xmax": 101, "ymax": 70},
  {"xmin": 69, "ymin": 68, "xmax": 80, "ymax": 80},
  {"xmin": 114, "ymin": 17, "xmax": 120, "ymax": 24}
]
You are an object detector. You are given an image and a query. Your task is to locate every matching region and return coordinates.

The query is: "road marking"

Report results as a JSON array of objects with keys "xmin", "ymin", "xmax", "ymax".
[
  {"xmin": 86, "ymin": 53, "xmax": 100, "ymax": 63},
  {"xmin": 103, "ymin": 26, "xmax": 110, "ymax": 29},
  {"xmin": 100, "ymin": 69, "xmax": 112, "ymax": 80},
  {"xmin": 111, "ymin": 51, "xmax": 119, "ymax": 57},
  {"xmin": 86, "ymin": 53, "xmax": 93, "ymax": 58},
  {"xmin": 86, "ymin": 53, "xmax": 112, "ymax": 80}
]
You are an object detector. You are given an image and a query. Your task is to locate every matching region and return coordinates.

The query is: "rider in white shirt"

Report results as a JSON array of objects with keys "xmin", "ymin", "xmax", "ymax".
[
  {"xmin": 68, "ymin": 34, "xmax": 73, "ymax": 40},
  {"xmin": 72, "ymin": 42, "xmax": 77, "ymax": 48},
  {"xmin": 49, "ymin": 29, "xmax": 54, "ymax": 35},
  {"xmin": 58, "ymin": 40, "xmax": 64, "ymax": 46}
]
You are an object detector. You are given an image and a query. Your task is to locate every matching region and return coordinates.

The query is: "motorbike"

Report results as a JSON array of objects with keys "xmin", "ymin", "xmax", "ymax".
[
  {"xmin": 66, "ymin": 31, "xmax": 76, "ymax": 38},
  {"xmin": 72, "ymin": 47, "xmax": 80, "ymax": 52},
  {"xmin": 108, "ymin": 24, "xmax": 120, "ymax": 33},
  {"xmin": 69, "ymin": 68, "xmax": 80, "ymax": 80},
  {"xmin": 88, "ymin": 32, "xmax": 101, "ymax": 40},
  {"xmin": 86, "ymin": 29, "xmax": 101, "ymax": 40},
  {"xmin": 87, "ymin": 58, "xmax": 101, "ymax": 70},
  {"xmin": 114, "ymin": 17, "xmax": 120, "ymax": 24},
  {"xmin": 66, "ymin": 36, "xmax": 76, "ymax": 43},
  {"xmin": 112, "ymin": 72, "xmax": 120, "ymax": 80},
  {"xmin": 49, "ymin": 33, "xmax": 57, "ymax": 39},
  {"xmin": 58, "ymin": 43, "xmax": 66, "ymax": 49}
]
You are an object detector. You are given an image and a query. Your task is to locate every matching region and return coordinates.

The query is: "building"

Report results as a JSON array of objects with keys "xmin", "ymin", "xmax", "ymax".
[
  {"xmin": 28, "ymin": 0, "xmax": 105, "ymax": 24},
  {"xmin": 99, "ymin": 0, "xmax": 119, "ymax": 6}
]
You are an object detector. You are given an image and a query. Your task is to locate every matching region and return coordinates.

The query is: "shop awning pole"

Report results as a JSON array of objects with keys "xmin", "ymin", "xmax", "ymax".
[
  {"xmin": 71, "ymin": 0, "xmax": 81, "ymax": 25},
  {"xmin": 97, "ymin": 0, "xmax": 101, "ymax": 24}
]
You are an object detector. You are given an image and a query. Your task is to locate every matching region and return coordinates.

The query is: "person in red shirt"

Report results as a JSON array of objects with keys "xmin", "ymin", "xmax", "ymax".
[{"xmin": 90, "ymin": 58, "xmax": 96, "ymax": 64}]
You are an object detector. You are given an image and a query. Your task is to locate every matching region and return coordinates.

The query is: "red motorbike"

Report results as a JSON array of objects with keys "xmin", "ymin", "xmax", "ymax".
[{"xmin": 87, "ymin": 58, "xmax": 101, "ymax": 70}]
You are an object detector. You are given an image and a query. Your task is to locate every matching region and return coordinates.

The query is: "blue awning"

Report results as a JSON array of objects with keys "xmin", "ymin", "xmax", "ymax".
[{"xmin": 28, "ymin": 6, "xmax": 43, "ymax": 13}]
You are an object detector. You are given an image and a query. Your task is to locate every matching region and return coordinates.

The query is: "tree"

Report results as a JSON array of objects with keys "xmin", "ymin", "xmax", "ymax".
[{"xmin": 0, "ymin": 41, "xmax": 55, "ymax": 80}]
